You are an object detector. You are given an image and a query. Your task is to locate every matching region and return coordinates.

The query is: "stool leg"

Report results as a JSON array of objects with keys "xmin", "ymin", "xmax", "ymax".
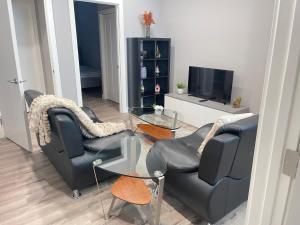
[{"xmin": 107, "ymin": 196, "xmax": 117, "ymax": 218}]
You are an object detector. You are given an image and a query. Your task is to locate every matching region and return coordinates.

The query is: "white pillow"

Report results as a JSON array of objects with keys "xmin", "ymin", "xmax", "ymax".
[{"xmin": 197, "ymin": 113, "xmax": 254, "ymax": 154}]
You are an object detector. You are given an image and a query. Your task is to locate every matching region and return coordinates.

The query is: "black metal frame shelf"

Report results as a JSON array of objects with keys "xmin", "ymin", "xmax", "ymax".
[{"xmin": 127, "ymin": 38, "xmax": 171, "ymax": 108}]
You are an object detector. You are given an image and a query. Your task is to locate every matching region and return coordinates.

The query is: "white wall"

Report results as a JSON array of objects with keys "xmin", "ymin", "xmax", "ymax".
[
  {"xmin": 123, "ymin": 0, "xmax": 166, "ymax": 38},
  {"xmin": 122, "ymin": 0, "xmax": 274, "ymax": 112},
  {"xmin": 158, "ymin": 0, "xmax": 274, "ymax": 112}
]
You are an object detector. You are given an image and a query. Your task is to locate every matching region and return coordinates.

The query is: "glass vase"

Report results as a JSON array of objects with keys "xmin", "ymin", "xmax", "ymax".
[{"xmin": 145, "ymin": 26, "xmax": 151, "ymax": 38}]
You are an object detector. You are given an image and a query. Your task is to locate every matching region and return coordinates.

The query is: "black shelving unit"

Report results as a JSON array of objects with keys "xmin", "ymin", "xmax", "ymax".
[{"xmin": 127, "ymin": 38, "xmax": 171, "ymax": 108}]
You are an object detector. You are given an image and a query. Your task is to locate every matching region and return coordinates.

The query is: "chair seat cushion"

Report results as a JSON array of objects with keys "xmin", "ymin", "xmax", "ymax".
[
  {"xmin": 147, "ymin": 124, "xmax": 215, "ymax": 174},
  {"xmin": 83, "ymin": 129, "xmax": 134, "ymax": 152},
  {"xmin": 149, "ymin": 139, "xmax": 200, "ymax": 173}
]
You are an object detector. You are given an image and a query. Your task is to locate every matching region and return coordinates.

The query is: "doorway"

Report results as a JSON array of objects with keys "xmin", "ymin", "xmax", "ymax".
[{"xmin": 74, "ymin": 1, "xmax": 119, "ymax": 110}]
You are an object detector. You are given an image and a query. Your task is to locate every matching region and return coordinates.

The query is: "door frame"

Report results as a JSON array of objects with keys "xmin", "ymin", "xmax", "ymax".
[
  {"xmin": 99, "ymin": 7, "xmax": 119, "ymax": 102},
  {"xmin": 43, "ymin": 0, "xmax": 63, "ymax": 97},
  {"xmin": 72, "ymin": 0, "xmax": 127, "ymax": 112},
  {"xmin": 245, "ymin": 0, "xmax": 300, "ymax": 224}
]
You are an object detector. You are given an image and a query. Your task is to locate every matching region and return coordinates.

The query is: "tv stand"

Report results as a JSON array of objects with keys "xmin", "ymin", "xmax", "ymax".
[{"xmin": 165, "ymin": 93, "xmax": 249, "ymax": 128}]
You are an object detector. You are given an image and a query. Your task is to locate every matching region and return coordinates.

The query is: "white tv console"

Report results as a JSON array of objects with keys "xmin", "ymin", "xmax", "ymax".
[{"xmin": 165, "ymin": 93, "xmax": 249, "ymax": 128}]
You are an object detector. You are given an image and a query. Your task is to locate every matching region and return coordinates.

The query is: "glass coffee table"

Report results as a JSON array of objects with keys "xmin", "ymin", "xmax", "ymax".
[
  {"xmin": 92, "ymin": 135, "xmax": 167, "ymax": 225},
  {"xmin": 129, "ymin": 107, "xmax": 183, "ymax": 140}
]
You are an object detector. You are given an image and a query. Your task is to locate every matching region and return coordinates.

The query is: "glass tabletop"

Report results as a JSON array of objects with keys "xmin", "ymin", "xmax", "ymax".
[
  {"xmin": 93, "ymin": 136, "xmax": 167, "ymax": 179},
  {"xmin": 130, "ymin": 107, "xmax": 183, "ymax": 130}
]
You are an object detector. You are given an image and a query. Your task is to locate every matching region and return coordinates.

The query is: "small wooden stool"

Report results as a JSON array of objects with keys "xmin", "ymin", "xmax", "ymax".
[
  {"xmin": 106, "ymin": 176, "xmax": 153, "ymax": 223},
  {"xmin": 112, "ymin": 176, "xmax": 152, "ymax": 205}
]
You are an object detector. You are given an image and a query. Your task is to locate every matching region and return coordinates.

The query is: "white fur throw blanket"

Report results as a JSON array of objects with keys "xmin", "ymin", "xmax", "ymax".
[{"xmin": 29, "ymin": 95, "xmax": 126, "ymax": 146}]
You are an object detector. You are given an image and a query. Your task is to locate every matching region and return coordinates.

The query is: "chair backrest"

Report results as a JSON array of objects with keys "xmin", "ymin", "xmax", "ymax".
[
  {"xmin": 218, "ymin": 115, "xmax": 258, "ymax": 179},
  {"xmin": 198, "ymin": 115, "xmax": 258, "ymax": 185},
  {"xmin": 24, "ymin": 89, "xmax": 43, "ymax": 107},
  {"xmin": 24, "ymin": 90, "xmax": 85, "ymax": 158}
]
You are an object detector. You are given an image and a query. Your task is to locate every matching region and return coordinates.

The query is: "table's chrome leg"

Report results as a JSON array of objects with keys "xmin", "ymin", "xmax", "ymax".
[
  {"xmin": 154, "ymin": 176, "xmax": 165, "ymax": 225},
  {"xmin": 173, "ymin": 111, "xmax": 178, "ymax": 129},
  {"xmin": 107, "ymin": 196, "xmax": 117, "ymax": 218},
  {"xmin": 143, "ymin": 204, "xmax": 154, "ymax": 225},
  {"xmin": 93, "ymin": 165, "xmax": 107, "ymax": 220}
]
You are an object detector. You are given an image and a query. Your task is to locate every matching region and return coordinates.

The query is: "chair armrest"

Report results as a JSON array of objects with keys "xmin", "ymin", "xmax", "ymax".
[
  {"xmin": 198, "ymin": 133, "xmax": 239, "ymax": 185},
  {"xmin": 53, "ymin": 114, "xmax": 85, "ymax": 158}
]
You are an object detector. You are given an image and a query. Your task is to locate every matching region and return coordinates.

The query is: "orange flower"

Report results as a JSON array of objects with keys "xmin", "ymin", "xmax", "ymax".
[{"xmin": 142, "ymin": 11, "xmax": 155, "ymax": 26}]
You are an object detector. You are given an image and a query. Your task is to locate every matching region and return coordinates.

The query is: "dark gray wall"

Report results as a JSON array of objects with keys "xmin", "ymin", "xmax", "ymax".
[{"xmin": 74, "ymin": 2, "xmax": 101, "ymax": 71}]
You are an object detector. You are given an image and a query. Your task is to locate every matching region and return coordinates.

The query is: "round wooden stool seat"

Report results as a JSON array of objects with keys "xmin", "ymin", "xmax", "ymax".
[{"xmin": 111, "ymin": 176, "xmax": 152, "ymax": 205}]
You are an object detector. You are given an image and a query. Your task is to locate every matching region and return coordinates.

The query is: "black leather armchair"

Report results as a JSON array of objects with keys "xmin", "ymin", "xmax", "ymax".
[
  {"xmin": 24, "ymin": 90, "xmax": 133, "ymax": 197},
  {"xmin": 147, "ymin": 115, "xmax": 258, "ymax": 224}
]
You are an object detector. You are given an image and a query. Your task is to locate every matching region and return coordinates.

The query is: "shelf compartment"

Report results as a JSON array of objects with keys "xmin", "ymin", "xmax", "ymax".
[
  {"xmin": 155, "ymin": 78, "xmax": 169, "ymax": 95},
  {"xmin": 155, "ymin": 58, "xmax": 169, "ymax": 61},
  {"xmin": 141, "ymin": 77, "xmax": 155, "ymax": 80},
  {"xmin": 155, "ymin": 60, "xmax": 169, "ymax": 77},
  {"xmin": 155, "ymin": 76, "xmax": 169, "ymax": 79},
  {"xmin": 141, "ymin": 93, "xmax": 155, "ymax": 97},
  {"xmin": 142, "ymin": 58, "xmax": 156, "ymax": 61},
  {"xmin": 141, "ymin": 40, "xmax": 155, "ymax": 59},
  {"xmin": 142, "ymin": 61, "xmax": 155, "ymax": 79},
  {"xmin": 155, "ymin": 94, "xmax": 165, "ymax": 106},
  {"xmin": 156, "ymin": 41, "xmax": 170, "ymax": 59},
  {"xmin": 141, "ymin": 95, "xmax": 155, "ymax": 107},
  {"xmin": 141, "ymin": 79, "xmax": 155, "ymax": 95}
]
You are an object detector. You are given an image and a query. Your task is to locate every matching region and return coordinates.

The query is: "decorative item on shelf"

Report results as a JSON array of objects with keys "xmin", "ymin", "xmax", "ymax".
[
  {"xmin": 153, "ymin": 104, "xmax": 164, "ymax": 115},
  {"xmin": 232, "ymin": 96, "xmax": 242, "ymax": 108},
  {"xmin": 141, "ymin": 98, "xmax": 144, "ymax": 107},
  {"xmin": 155, "ymin": 65, "xmax": 160, "ymax": 77},
  {"xmin": 155, "ymin": 45, "xmax": 161, "ymax": 58},
  {"xmin": 176, "ymin": 82, "xmax": 186, "ymax": 94},
  {"xmin": 140, "ymin": 50, "xmax": 147, "ymax": 60},
  {"xmin": 155, "ymin": 84, "xmax": 161, "ymax": 93},
  {"xmin": 142, "ymin": 11, "xmax": 155, "ymax": 38},
  {"xmin": 141, "ymin": 82, "xmax": 145, "ymax": 94},
  {"xmin": 141, "ymin": 67, "xmax": 147, "ymax": 79}
]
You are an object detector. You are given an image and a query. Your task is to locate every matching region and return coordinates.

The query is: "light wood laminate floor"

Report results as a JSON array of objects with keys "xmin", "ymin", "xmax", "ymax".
[{"xmin": 0, "ymin": 95, "xmax": 246, "ymax": 225}]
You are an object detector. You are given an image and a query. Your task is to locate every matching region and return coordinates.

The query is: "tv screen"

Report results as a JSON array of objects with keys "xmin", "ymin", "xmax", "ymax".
[{"xmin": 188, "ymin": 66, "xmax": 233, "ymax": 104}]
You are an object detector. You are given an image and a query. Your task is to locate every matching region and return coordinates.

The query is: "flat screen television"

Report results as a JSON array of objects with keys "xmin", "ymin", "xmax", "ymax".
[{"xmin": 188, "ymin": 66, "xmax": 233, "ymax": 104}]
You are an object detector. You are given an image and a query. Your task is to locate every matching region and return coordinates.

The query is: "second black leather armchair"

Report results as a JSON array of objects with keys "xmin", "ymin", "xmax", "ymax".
[{"xmin": 147, "ymin": 115, "xmax": 258, "ymax": 224}]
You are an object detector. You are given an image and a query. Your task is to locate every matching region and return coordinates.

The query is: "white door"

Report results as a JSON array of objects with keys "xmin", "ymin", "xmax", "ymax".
[
  {"xmin": 282, "ymin": 70, "xmax": 300, "ymax": 225},
  {"xmin": 0, "ymin": 0, "xmax": 32, "ymax": 151},
  {"xmin": 100, "ymin": 9, "xmax": 119, "ymax": 103}
]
